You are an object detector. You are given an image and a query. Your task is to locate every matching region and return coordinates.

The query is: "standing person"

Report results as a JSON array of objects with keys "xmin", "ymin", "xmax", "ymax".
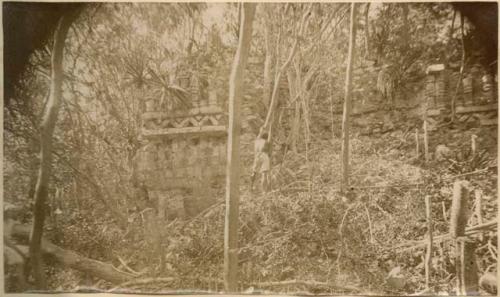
[{"xmin": 251, "ymin": 127, "xmax": 271, "ymax": 192}]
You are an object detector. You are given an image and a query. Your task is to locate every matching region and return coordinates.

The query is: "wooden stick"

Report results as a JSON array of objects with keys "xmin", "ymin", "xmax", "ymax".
[
  {"xmin": 471, "ymin": 134, "xmax": 477, "ymax": 158},
  {"xmin": 415, "ymin": 128, "xmax": 420, "ymax": 159},
  {"xmin": 423, "ymin": 120, "xmax": 429, "ymax": 162},
  {"xmin": 364, "ymin": 204, "xmax": 374, "ymax": 244},
  {"xmin": 474, "ymin": 190, "xmax": 484, "ymax": 242},
  {"xmin": 116, "ymin": 255, "xmax": 141, "ymax": 276},
  {"xmin": 425, "ymin": 195, "xmax": 433, "ymax": 289},
  {"xmin": 441, "ymin": 201, "xmax": 447, "ymax": 223},
  {"xmin": 442, "ymin": 168, "xmax": 489, "ymax": 180},
  {"xmin": 338, "ymin": 203, "xmax": 355, "ymax": 236}
]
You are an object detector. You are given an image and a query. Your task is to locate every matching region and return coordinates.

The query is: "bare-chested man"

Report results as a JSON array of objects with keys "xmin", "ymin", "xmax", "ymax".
[{"xmin": 251, "ymin": 128, "xmax": 271, "ymax": 192}]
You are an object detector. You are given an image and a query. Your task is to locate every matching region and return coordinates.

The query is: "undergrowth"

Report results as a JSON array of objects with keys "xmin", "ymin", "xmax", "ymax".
[{"xmin": 43, "ymin": 127, "xmax": 497, "ymax": 295}]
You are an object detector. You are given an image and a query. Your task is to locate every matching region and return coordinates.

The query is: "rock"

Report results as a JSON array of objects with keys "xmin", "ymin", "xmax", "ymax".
[
  {"xmin": 479, "ymin": 272, "xmax": 497, "ymax": 294},
  {"xmin": 426, "ymin": 64, "xmax": 445, "ymax": 74},
  {"xmin": 388, "ymin": 149, "xmax": 400, "ymax": 158},
  {"xmin": 435, "ymin": 144, "xmax": 452, "ymax": 161},
  {"xmin": 386, "ymin": 266, "xmax": 406, "ymax": 290}
]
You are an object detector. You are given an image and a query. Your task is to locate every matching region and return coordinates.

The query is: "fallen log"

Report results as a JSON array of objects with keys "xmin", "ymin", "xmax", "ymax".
[{"xmin": 11, "ymin": 224, "xmax": 134, "ymax": 284}]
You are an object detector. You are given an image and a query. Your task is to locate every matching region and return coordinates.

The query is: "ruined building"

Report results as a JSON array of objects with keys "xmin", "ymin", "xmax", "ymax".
[{"xmin": 133, "ymin": 62, "xmax": 227, "ymax": 219}]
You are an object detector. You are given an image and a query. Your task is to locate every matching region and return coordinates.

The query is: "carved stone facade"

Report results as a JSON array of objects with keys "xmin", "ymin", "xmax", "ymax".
[
  {"xmin": 134, "ymin": 68, "xmax": 226, "ymax": 220},
  {"xmin": 425, "ymin": 63, "xmax": 497, "ymax": 131}
]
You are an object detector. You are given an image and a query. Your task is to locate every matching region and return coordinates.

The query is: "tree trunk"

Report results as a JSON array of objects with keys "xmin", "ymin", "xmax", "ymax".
[
  {"xmin": 340, "ymin": 3, "xmax": 358, "ymax": 194},
  {"xmin": 286, "ymin": 69, "xmax": 300, "ymax": 153},
  {"xmin": 424, "ymin": 195, "xmax": 433, "ymax": 289},
  {"xmin": 423, "ymin": 117, "xmax": 429, "ymax": 163},
  {"xmin": 451, "ymin": 13, "xmax": 465, "ymax": 122},
  {"xmin": 29, "ymin": 13, "xmax": 74, "ymax": 289},
  {"xmin": 450, "ymin": 180, "xmax": 479, "ymax": 295},
  {"xmin": 363, "ymin": 3, "xmax": 370, "ymax": 59},
  {"xmin": 401, "ymin": 4, "xmax": 410, "ymax": 49},
  {"xmin": 263, "ymin": 17, "xmax": 274, "ymax": 108},
  {"xmin": 415, "ymin": 128, "xmax": 420, "ymax": 158},
  {"xmin": 450, "ymin": 181, "xmax": 470, "ymax": 238},
  {"xmin": 14, "ymin": 224, "xmax": 134, "ymax": 285},
  {"xmin": 263, "ymin": 5, "xmax": 312, "ymax": 131},
  {"xmin": 224, "ymin": 2, "xmax": 256, "ymax": 293}
]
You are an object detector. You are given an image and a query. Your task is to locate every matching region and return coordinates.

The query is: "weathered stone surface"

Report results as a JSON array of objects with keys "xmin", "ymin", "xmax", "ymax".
[
  {"xmin": 134, "ymin": 75, "xmax": 227, "ymax": 220},
  {"xmin": 427, "ymin": 108, "xmax": 441, "ymax": 116},
  {"xmin": 456, "ymin": 103, "xmax": 497, "ymax": 114},
  {"xmin": 426, "ymin": 64, "xmax": 445, "ymax": 74}
]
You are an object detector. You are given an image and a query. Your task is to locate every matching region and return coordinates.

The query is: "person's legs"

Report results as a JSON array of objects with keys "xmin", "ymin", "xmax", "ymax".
[
  {"xmin": 260, "ymin": 153, "xmax": 271, "ymax": 192},
  {"xmin": 261, "ymin": 171, "xmax": 270, "ymax": 192},
  {"xmin": 251, "ymin": 156, "xmax": 262, "ymax": 190}
]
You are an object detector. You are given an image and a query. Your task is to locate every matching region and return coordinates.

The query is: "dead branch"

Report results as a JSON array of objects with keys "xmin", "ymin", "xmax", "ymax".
[
  {"xmin": 338, "ymin": 202, "xmax": 357, "ymax": 236},
  {"xmin": 393, "ymin": 219, "xmax": 497, "ymax": 252},
  {"xmin": 363, "ymin": 203, "xmax": 374, "ymax": 244},
  {"xmin": 442, "ymin": 168, "xmax": 490, "ymax": 180},
  {"xmin": 116, "ymin": 255, "xmax": 141, "ymax": 276}
]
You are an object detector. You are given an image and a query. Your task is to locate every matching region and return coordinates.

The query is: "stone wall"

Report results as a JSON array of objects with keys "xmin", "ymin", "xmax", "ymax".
[
  {"xmin": 334, "ymin": 59, "xmax": 498, "ymax": 136},
  {"xmin": 425, "ymin": 62, "xmax": 497, "ymax": 131},
  {"xmin": 134, "ymin": 68, "xmax": 227, "ymax": 220}
]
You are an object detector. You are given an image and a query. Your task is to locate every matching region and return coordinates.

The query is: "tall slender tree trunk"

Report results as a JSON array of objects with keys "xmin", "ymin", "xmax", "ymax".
[
  {"xmin": 340, "ymin": 3, "xmax": 358, "ymax": 194},
  {"xmin": 224, "ymin": 3, "xmax": 256, "ymax": 293},
  {"xmin": 263, "ymin": 5, "xmax": 312, "ymax": 131},
  {"xmin": 401, "ymin": 4, "xmax": 410, "ymax": 49},
  {"xmin": 363, "ymin": 3, "xmax": 370, "ymax": 59},
  {"xmin": 29, "ymin": 13, "xmax": 74, "ymax": 289},
  {"xmin": 263, "ymin": 17, "xmax": 274, "ymax": 108},
  {"xmin": 286, "ymin": 69, "xmax": 300, "ymax": 153},
  {"xmin": 451, "ymin": 14, "xmax": 465, "ymax": 122}
]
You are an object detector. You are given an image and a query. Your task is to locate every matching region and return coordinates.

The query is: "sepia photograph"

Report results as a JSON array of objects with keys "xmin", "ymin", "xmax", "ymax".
[{"xmin": 2, "ymin": 1, "xmax": 498, "ymax": 295}]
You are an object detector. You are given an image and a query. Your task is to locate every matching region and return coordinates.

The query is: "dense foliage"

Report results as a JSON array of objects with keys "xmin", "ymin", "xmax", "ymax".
[{"xmin": 4, "ymin": 3, "xmax": 497, "ymax": 294}]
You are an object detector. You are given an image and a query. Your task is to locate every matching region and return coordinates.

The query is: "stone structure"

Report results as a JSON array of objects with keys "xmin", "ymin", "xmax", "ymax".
[
  {"xmin": 134, "ymin": 67, "xmax": 227, "ymax": 220},
  {"xmin": 424, "ymin": 63, "xmax": 497, "ymax": 131},
  {"xmin": 425, "ymin": 64, "xmax": 447, "ymax": 108}
]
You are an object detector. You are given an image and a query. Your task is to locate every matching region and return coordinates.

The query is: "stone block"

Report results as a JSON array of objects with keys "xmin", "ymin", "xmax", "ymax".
[
  {"xmin": 426, "ymin": 64, "xmax": 445, "ymax": 74},
  {"xmin": 427, "ymin": 108, "xmax": 441, "ymax": 116},
  {"xmin": 456, "ymin": 103, "xmax": 497, "ymax": 114}
]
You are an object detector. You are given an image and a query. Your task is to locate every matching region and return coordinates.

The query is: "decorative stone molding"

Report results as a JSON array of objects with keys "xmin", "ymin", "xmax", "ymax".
[{"xmin": 134, "ymin": 73, "xmax": 226, "ymax": 220}]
